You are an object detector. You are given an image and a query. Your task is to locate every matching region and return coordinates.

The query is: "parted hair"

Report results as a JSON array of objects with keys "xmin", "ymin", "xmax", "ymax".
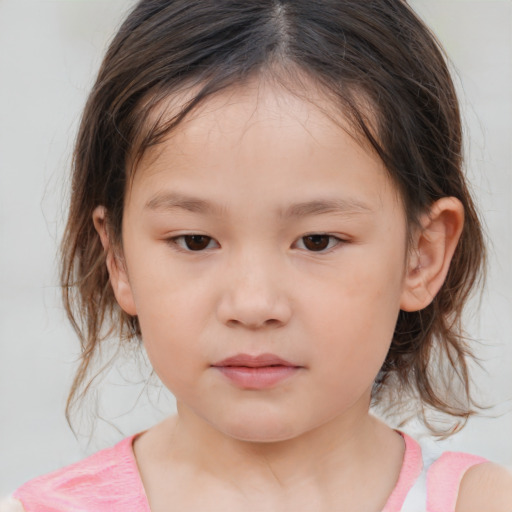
[{"xmin": 61, "ymin": 0, "xmax": 486, "ymax": 435}]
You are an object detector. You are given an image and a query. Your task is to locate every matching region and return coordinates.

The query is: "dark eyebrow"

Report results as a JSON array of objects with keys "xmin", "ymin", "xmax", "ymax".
[
  {"xmin": 279, "ymin": 198, "xmax": 373, "ymax": 218},
  {"xmin": 144, "ymin": 192, "xmax": 372, "ymax": 217},
  {"xmin": 145, "ymin": 192, "xmax": 225, "ymax": 215}
]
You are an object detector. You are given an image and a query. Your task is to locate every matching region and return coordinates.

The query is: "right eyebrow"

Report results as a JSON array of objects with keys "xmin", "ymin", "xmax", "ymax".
[{"xmin": 144, "ymin": 192, "xmax": 226, "ymax": 215}]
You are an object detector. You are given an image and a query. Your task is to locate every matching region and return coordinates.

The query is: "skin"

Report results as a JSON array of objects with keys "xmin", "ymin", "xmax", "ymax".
[{"xmin": 92, "ymin": 79, "xmax": 511, "ymax": 511}]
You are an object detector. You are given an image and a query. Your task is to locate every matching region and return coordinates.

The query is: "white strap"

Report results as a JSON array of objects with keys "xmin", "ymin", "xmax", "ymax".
[
  {"xmin": 0, "ymin": 497, "xmax": 26, "ymax": 512},
  {"xmin": 400, "ymin": 437, "xmax": 442, "ymax": 511},
  {"xmin": 400, "ymin": 463, "xmax": 428, "ymax": 511}
]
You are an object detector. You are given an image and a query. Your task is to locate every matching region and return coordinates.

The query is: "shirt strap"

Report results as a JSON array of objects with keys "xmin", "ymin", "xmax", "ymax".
[{"xmin": 426, "ymin": 451, "xmax": 487, "ymax": 512}]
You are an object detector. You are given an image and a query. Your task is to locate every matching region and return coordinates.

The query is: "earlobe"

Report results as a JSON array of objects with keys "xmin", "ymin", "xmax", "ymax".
[
  {"xmin": 400, "ymin": 197, "xmax": 464, "ymax": 312},
  {"xmin": 92, "ymin": 206, "xmax": 137, "ymax": 316}
]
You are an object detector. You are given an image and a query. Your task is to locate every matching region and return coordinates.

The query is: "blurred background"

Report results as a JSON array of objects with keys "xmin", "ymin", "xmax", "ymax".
[{"xmin": 1, "ymin": 0, "xmax": 511, "ymax": 496}]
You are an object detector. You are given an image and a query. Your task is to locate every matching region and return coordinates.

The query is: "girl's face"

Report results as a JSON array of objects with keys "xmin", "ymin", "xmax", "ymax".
[{"xmin": 118, "ymin": 81, "xmax": 410, "ymax": 442}]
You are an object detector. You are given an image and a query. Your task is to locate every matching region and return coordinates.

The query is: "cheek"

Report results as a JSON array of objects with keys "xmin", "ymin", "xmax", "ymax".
[
  {"xmin": 304, "ymin": 255, "xmax": 403, "ymax": 376},
  {"xmin": 129, "ymin": 271, "xmax": 210, "ymax": 388}
]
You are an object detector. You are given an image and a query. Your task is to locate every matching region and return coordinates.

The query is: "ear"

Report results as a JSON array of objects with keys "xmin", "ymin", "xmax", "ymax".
[
  {"xmin": 400, "ymin": 197, "xmax": 464, "ymax": 312},
  {"xmin": 92, "ymin": 206, "xmax": 137, "ymax": 316}
]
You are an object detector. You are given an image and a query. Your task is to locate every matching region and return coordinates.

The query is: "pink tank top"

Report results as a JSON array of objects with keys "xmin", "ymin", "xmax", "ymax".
[{"xmin": 12, "ymin": 432, "xmax": 486, "ymax": 512}]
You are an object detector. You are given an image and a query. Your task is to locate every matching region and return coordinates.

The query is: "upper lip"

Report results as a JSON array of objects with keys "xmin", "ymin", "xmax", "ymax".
[{"xmin": 212, "ymin": 353, "xmax": 299, "ymax": 367}]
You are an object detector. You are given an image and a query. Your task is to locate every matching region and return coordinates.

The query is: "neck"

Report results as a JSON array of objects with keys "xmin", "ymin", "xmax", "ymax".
[{"xmin": 159, "ymin": 401, "xmax": 401, "ymax": 495}]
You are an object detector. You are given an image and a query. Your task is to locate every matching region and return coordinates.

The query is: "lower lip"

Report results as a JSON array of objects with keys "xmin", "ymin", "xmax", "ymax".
[{"xmin": 214, "ymin": 365, "xmax": 300, "ymax": 389}]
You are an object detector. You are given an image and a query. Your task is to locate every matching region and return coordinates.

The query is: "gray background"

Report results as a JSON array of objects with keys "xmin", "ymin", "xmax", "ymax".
[{"xmin": 1, "ymin": 0, "xmax": 511, "ymax": 496}]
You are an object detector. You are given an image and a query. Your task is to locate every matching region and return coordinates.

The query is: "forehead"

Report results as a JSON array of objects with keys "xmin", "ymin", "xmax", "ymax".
[
  {"xmin": 127, "ymin": 78, "xmax": 401, "ymax": 215},
  {"xmin": 133, "ymin": 73, "xmax": 377, "ymax": 165}
]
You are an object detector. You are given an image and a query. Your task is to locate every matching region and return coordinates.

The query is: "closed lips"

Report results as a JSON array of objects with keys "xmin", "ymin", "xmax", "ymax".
[{"xmin": 212, "ymin": 353, "xmax": 299, "ymax": 368}]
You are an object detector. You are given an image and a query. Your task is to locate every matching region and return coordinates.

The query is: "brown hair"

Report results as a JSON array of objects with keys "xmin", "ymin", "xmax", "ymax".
[{"xmin": 61, "ymin": 0, "xmax": 486, "ymax": 435}]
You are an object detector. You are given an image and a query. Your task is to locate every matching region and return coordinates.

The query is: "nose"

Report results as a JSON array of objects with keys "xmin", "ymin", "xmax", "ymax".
[{"xmin": 216, "ymin": 250, "xmax": 292, "ymax": 329}]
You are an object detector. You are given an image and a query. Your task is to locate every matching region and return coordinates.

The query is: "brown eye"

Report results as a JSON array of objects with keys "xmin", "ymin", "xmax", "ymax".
[
  {"xmin": 302, "ymin": 235, "xmax": 332, "ymax": 251},
  {"xmin": 170, "ymin": 235, "xmax": 217, "ymax": 251},
  {"xmin": 183, "ymin": 235, "xmax": 213, "ymax": 251}
]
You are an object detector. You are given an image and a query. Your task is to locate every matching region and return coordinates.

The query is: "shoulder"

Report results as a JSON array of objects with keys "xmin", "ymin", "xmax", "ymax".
[
  {"xmin": 455, "ymin": 462, "xmax": 512, "ymax": 512},
  {"xmin": 418, "ymin": 441, "xmax": 511, "ymax": 512},
  {"xmin": 0, "ymin": 497, "xmax": 25, "ymax": 512},
  {"xmin": 10, "ymin": 434, "xmax": 148, "ymax": 511}
]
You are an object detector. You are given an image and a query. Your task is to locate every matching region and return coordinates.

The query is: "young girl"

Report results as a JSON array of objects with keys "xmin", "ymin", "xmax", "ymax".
[{"xmin": 3, "ymin": 0, "xmax": 511, "ymax": 510}]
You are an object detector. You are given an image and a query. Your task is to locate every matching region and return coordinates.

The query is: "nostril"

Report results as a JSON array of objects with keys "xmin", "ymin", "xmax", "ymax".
[
  {"xmin": 216, "ymin": 290, "xmax": 292, "ymax": 328},
  {"xmin": 225, "ymin": 317, "xmax": 282, "ymax": 329}
]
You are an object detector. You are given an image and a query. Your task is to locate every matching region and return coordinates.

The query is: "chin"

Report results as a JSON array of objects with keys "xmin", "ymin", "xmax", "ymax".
[{"xmin": 215, "ymin": 411, "xmax": 303, "ymax": 443}]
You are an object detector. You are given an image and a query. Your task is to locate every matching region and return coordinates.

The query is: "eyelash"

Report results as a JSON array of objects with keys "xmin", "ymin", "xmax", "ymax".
[{"xmin": 167, "ymin": 234, "xmax": 346, "ymax": 253}]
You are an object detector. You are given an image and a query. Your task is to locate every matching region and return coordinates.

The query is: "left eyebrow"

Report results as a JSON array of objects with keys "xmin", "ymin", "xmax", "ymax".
[
  {"xmin": 144, "ymin": 192, "xmax": 373, "ymax": 218},
  {"xmin": 279, "ymin": 198, "xmax": 373, "ymax": 218}
]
